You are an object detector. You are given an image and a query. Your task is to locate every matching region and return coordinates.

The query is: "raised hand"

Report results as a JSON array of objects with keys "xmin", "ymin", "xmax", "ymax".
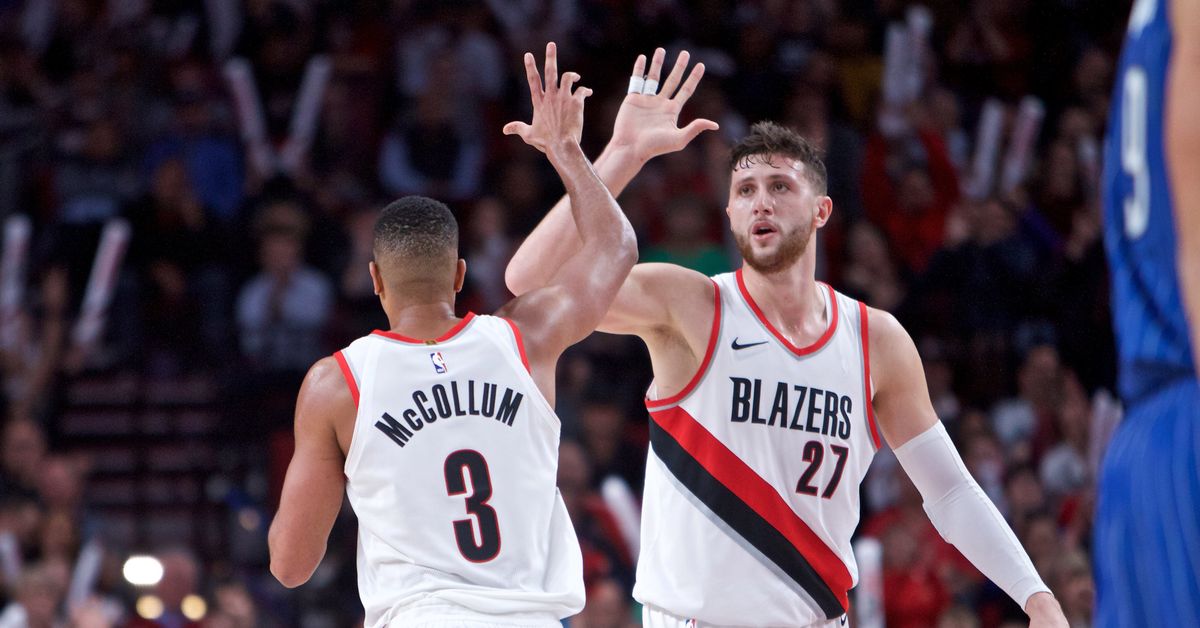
[
  {"xmin": 610, "ymin": 47, "xmax": 719, "ymax": 162},
  {"xmin": 504, "ymin": 42, "xmax": 592, "ymax": 156}
]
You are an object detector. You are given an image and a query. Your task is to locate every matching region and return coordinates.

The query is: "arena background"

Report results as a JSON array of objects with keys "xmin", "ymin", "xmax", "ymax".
[{"xmin": 0, "ymin": 0, "xmax": 1135, "ymax": 625}]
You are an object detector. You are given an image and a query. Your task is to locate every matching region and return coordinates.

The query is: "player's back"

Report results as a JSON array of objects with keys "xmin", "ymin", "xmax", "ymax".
[
  {"xmin": 335, "ymin": 313, "xmax": 583, "ymax": 627},
  {"xmin": 1103, "ymin": 0, "xmax": 1195, "ymax": 403}
]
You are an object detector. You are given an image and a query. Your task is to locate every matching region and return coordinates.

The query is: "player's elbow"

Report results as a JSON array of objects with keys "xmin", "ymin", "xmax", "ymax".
[
  {"xmin": 268, "ymin": 526, "xmax": 318, "ymax": 588},
  {"xmin": 504, "ymin": 263, "xmax": 531, "ymax": 297},
  {"xmin": 613, "ymin": 225, "xmax": 639, "ymax": 270},
  {"xmin": 269, "ymin": 550, "xmax": 317, "ymax": 588}
]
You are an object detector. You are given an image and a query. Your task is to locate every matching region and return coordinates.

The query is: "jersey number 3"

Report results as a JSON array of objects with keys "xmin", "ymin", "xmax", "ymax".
[{"xmin": 444, "ymin": 450, "xmax": 501, "ymax": 562}]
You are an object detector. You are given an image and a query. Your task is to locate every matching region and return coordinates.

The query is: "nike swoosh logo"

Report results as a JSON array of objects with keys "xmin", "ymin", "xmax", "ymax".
[{"xmin": 731, "ymin": 338, "xmax": 768, "ymax": 350}]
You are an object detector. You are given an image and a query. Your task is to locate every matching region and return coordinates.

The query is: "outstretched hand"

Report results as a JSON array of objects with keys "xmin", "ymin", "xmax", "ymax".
[
  {"xmin": 609, "ymin": 47, "xmax": 719, "ymax": 162},
  {"xmin": 504, "ymin": 42, "xmax": 592, "ymax": 156}
]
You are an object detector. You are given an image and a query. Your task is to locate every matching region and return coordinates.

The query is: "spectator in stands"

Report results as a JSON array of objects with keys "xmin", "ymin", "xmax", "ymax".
[
  {"xmin": 640, "ymin": 195, "xmax": 730, "ymax": 277},
  {"xmin": 0, "ymin": 418, "xmax": 46, "ymax": 501},
  {"xmin": 142, "ymin": 64, "xmax": 244, "ymax": 223},
  {"xmin": 235, "ymin": 201, "xmax": 333, "ymax": 373},
  {"xmin": 54, "ymin": 118, "xmax": 140, "ymax": 226},
  {"xmin": 0, "ymin": 562, "xmax": 64, "ymax": 628},
  {"xmin": 378, "ymin": 87, "xmax": 485, "ymax": 203},
  {"xmin": 127, "ymin": 158, "xmax": 228, "ymax": 371}
]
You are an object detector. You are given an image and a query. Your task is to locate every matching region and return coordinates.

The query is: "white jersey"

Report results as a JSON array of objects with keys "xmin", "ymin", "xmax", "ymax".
[
  {"xmin": 335, "ymin": 313, "xmax": 584, "ymax": 627},
  {"xmin": 634, "ymin": 271, "xmax": 881, "ymax": 626}
]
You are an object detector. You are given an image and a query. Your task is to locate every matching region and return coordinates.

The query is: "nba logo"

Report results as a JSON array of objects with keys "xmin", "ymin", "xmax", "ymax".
[{"xmin": 430, "ymin": 352, "xmax": 448, "ymax": 374}]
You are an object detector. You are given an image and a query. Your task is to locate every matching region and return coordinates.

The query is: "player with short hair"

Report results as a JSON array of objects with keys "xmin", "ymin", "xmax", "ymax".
[
  {"xmin": 506, "ymin": 49, "xmax": 1068, "ymax": 627},
  {"xmin": 267, "ymin": 44, "xmax": 637, "ymax": 628},
  {"xmin": 1097, "ymin": 0, "xmax": 1200, "ymax": 624}
]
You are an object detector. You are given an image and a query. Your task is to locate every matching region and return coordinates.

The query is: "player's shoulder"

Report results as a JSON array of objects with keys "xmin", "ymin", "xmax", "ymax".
[
  {"xmin": 297, "ymin": 356, "xmax": 357, "ymax": 423},
  {"xmin": 862, "ymin": 305, "xmax": 920, "ymax": 374}
]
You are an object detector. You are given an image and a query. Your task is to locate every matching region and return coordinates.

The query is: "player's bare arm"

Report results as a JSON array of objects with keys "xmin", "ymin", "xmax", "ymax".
[
  {"xmin": 867, "ymin": 308, "xmax": 1068, "ymax": 627},
  {"xmin": 268, "ymin": 356, "xmax": 355, "ymax": 587},
  {"xmin": 503, "ymin": 47, "xmax": 717, "ymax": 318},
  {"xmin": 1167, "ymin": 0, "xmax": 1200, "ymax": 371},
  {"xmin": 494, "ymin": 43, "xmax": 638, "ymax": 403}
]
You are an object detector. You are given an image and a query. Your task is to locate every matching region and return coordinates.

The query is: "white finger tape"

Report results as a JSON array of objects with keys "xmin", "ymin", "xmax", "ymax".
[
  {"xmin": 628, "ymin": 75, "xmax": 645, "ymax": 94},
  {"xmin": 642, "ymin": 78, "xmax": 659, "ymax": 95}
]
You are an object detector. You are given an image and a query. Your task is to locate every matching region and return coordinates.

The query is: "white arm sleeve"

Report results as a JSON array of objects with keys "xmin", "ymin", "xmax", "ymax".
[{"xmin": 892, "ymin": 421, "xmax": 1050, "ymax": 609}]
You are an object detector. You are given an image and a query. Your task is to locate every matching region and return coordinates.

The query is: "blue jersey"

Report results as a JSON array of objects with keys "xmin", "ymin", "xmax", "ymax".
[{"xmin": 1103, "ymin": 0, "xmax": 1195, "ymax": 404}]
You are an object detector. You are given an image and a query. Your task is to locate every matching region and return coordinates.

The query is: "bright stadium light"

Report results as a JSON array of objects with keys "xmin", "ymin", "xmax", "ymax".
[
  {"xmin": 123, "ymin": 555, "xmax": 164, "ymax": 586},
  {"xmin": 181, "ymin": 594, "xmax": 208, "ymax": 621},
  {"xmin": 136, "ymin": 595, "xmax": 164, "ymax": 619}
]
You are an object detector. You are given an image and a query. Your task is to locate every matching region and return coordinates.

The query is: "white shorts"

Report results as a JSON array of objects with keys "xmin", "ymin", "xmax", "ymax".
[
  {"xmin": 385, "ymin": 601, "xmax": 561, "ymax": 628},
  {"xmin": 641, "ymin": 605, "xmax": 844, "ymax": 628}
]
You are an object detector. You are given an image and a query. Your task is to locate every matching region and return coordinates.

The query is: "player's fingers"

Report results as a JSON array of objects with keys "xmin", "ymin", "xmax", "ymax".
[
  {"xmin": 678, "ymin": 118, "xmax": 720, "ymax": 146},
  {"xmin": 560, "ymin": 71, "xmax": 580, "ymax": 94},
  {"xmin": 630, "ymin": 53, "xmax": 647, "ymax": 79},
  {"xmin": 522, "ymin": 53, "xmax": 542, "ymax": 103},
  {"xmin": 544, "ymin": 42, "xmax": 558, "ymax": 93},
  {"xmin": 503, "ymin": 121, "xmax": 531, "ymax": 136},
  {"xmin": 645, "ymin": 47, "xmax": 666, "ymax": 85},
  {"xmin": 672, "ymin": 62, "xmax": 706, "ymax": 104},
  {"xmin": 660, "ymin": 50, "xmax": 690, "ymax": 98},
  {"xmin": 576, "ymin": 86, "xmax": 593, "ymax": 102}
]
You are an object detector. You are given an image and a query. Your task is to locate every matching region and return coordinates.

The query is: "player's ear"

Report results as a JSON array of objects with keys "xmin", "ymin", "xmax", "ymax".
[
  {"xmin": 814, "ymin": 196, "xmax": 833, "ymax": 228},
  {"xmin": 454, "ymin": 259, "xmax": 467, "ymax": 293},
  {"xmin": 369, "ymin": 260, "xmax": 384, "ymax": 297}
]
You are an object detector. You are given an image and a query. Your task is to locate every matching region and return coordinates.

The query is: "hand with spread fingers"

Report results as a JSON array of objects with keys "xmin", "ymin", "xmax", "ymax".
[
  {"xmin": 610, "ymin": 47, "xmax": 720, "ymax": 163},
  {"xmin": 503, "ymin": 42, "xmax": 592, "ymax": 158}
]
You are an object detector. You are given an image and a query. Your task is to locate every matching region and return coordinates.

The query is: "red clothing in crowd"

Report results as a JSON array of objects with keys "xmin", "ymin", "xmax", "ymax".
[{"xmin": 862, "ymin": 129, "xmax": 961, "ymax": 273}]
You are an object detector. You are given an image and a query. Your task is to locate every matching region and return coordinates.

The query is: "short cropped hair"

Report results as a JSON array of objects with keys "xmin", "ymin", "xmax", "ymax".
[
  {"xmin": 729, "ymin": 121, "xmax": 828, "ymax": 194},
  {"xmin": 373, "ymin": 196, "xmax": 459, "ymax": 266}
]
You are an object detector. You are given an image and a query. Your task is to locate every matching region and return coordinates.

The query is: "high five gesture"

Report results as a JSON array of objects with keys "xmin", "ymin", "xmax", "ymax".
[
  {"xmin": 504, "ymin": 42, "xmax": 592, "ymax": 156},
  {"xmin": 611, "ymin": 47, "xmax": 719, "ymax": 162}
]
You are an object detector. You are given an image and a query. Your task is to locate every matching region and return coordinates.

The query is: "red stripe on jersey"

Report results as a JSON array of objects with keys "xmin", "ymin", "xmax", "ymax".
[
  {"xmin": 735, "ymin": 269, "xmax": 838, "ymax": 357},
  {"xmin": 649, "ymin": 404, "xmax": 853, "ymax": 608},
  {"xmin": 373, "ymin": 312, "xmax": 477, "ymax": 344},
  {"xmin": 857, "ymin": 302, "xmax": 882, "ymax": 449},
  {"xmin": 645, "ymin": 279, "xmax": 721, "ymax": 409},
  {"xmin": 333, "ymin": 350, "xmax": 360, "ymax": 407},
  {"xmin": 502, "ymin": 318, "xmax": 531, "ymax": 374}
]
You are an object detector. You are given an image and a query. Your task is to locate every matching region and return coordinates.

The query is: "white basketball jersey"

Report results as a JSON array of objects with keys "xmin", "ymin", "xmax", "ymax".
[
  {"xmin": 335, "ymin": 313, "xmax": 584, "ymax": 627},
  {"xmin": 634, "ymin": 271, "xmax": 882, "ymax": 626}
]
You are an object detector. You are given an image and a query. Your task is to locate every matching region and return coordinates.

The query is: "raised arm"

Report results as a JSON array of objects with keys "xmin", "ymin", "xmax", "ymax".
[
  {"xmin": 867, "ymin": 308, "xmax": 1067, "ymax": 627},
  {"xmin": 268, "ymin": 357, "xmax": 353, "ymax": 587},
  {"xmin": 504, "ymin": 47, "xmax": 718, "ymax": 296},
  {"xmin": 495, "ymin": 44, "xmax": 637, "ymax": 400},
  {"xmin": 1167, "ymin": 0, "xmax": 1200, "ymax": 372}
]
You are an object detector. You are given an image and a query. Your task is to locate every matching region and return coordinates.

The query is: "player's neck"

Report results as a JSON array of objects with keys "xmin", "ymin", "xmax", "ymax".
[
  {"xmin": 740, "ymin": 256, "xmax": 827, "ymax": 343},
  {"xmin": 382, "ymin": 300, "xmax": 462, "ymax": 339}
]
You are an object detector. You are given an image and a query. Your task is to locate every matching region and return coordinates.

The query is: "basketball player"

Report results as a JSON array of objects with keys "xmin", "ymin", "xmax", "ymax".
[
  {"xmin": 267, "ymin": 44, "xmax": 638, "ymax": 627},
  {"xmin": 1097, "ymin": 0, "xmax": 1200, "ymax": 624},
  {"xmin": 506, "ymin": 50, "xmax": 1068, "ymax": 626}
]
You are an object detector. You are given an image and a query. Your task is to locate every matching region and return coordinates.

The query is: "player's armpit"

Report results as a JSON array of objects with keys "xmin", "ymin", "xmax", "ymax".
[
  {"xmin": 268, "ymin": 357, "xmax": 354, "ymax": 588},
  {"xmin": 862, "ymin": 307, "xmax": 939, "ymax": 448}
]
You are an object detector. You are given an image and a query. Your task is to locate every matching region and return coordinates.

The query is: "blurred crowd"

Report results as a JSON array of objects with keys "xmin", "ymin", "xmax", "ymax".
[{"xmin": 0, "ymin": 0, "xmax": 1132, "ymax": 626}]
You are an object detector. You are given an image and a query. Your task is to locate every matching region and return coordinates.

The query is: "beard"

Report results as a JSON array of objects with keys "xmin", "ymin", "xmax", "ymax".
[{"xmin": 734, "ymin": 223, "xmax": 812, "ymax": 274}]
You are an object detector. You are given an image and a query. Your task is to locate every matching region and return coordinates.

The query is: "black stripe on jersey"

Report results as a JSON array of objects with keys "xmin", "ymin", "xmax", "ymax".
[{"xmin": 648, "ymin": 418, "xmax": 846, "ymax": 619}]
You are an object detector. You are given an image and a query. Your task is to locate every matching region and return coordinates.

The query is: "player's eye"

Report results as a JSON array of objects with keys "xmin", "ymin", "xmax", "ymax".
[
  {"xmin": 773, "ymin": 182, "xmax": 789, "ymax": 192},
  {"xmin": 740, "ymin": 185, "xmax": 754, "ymax": 195}
]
